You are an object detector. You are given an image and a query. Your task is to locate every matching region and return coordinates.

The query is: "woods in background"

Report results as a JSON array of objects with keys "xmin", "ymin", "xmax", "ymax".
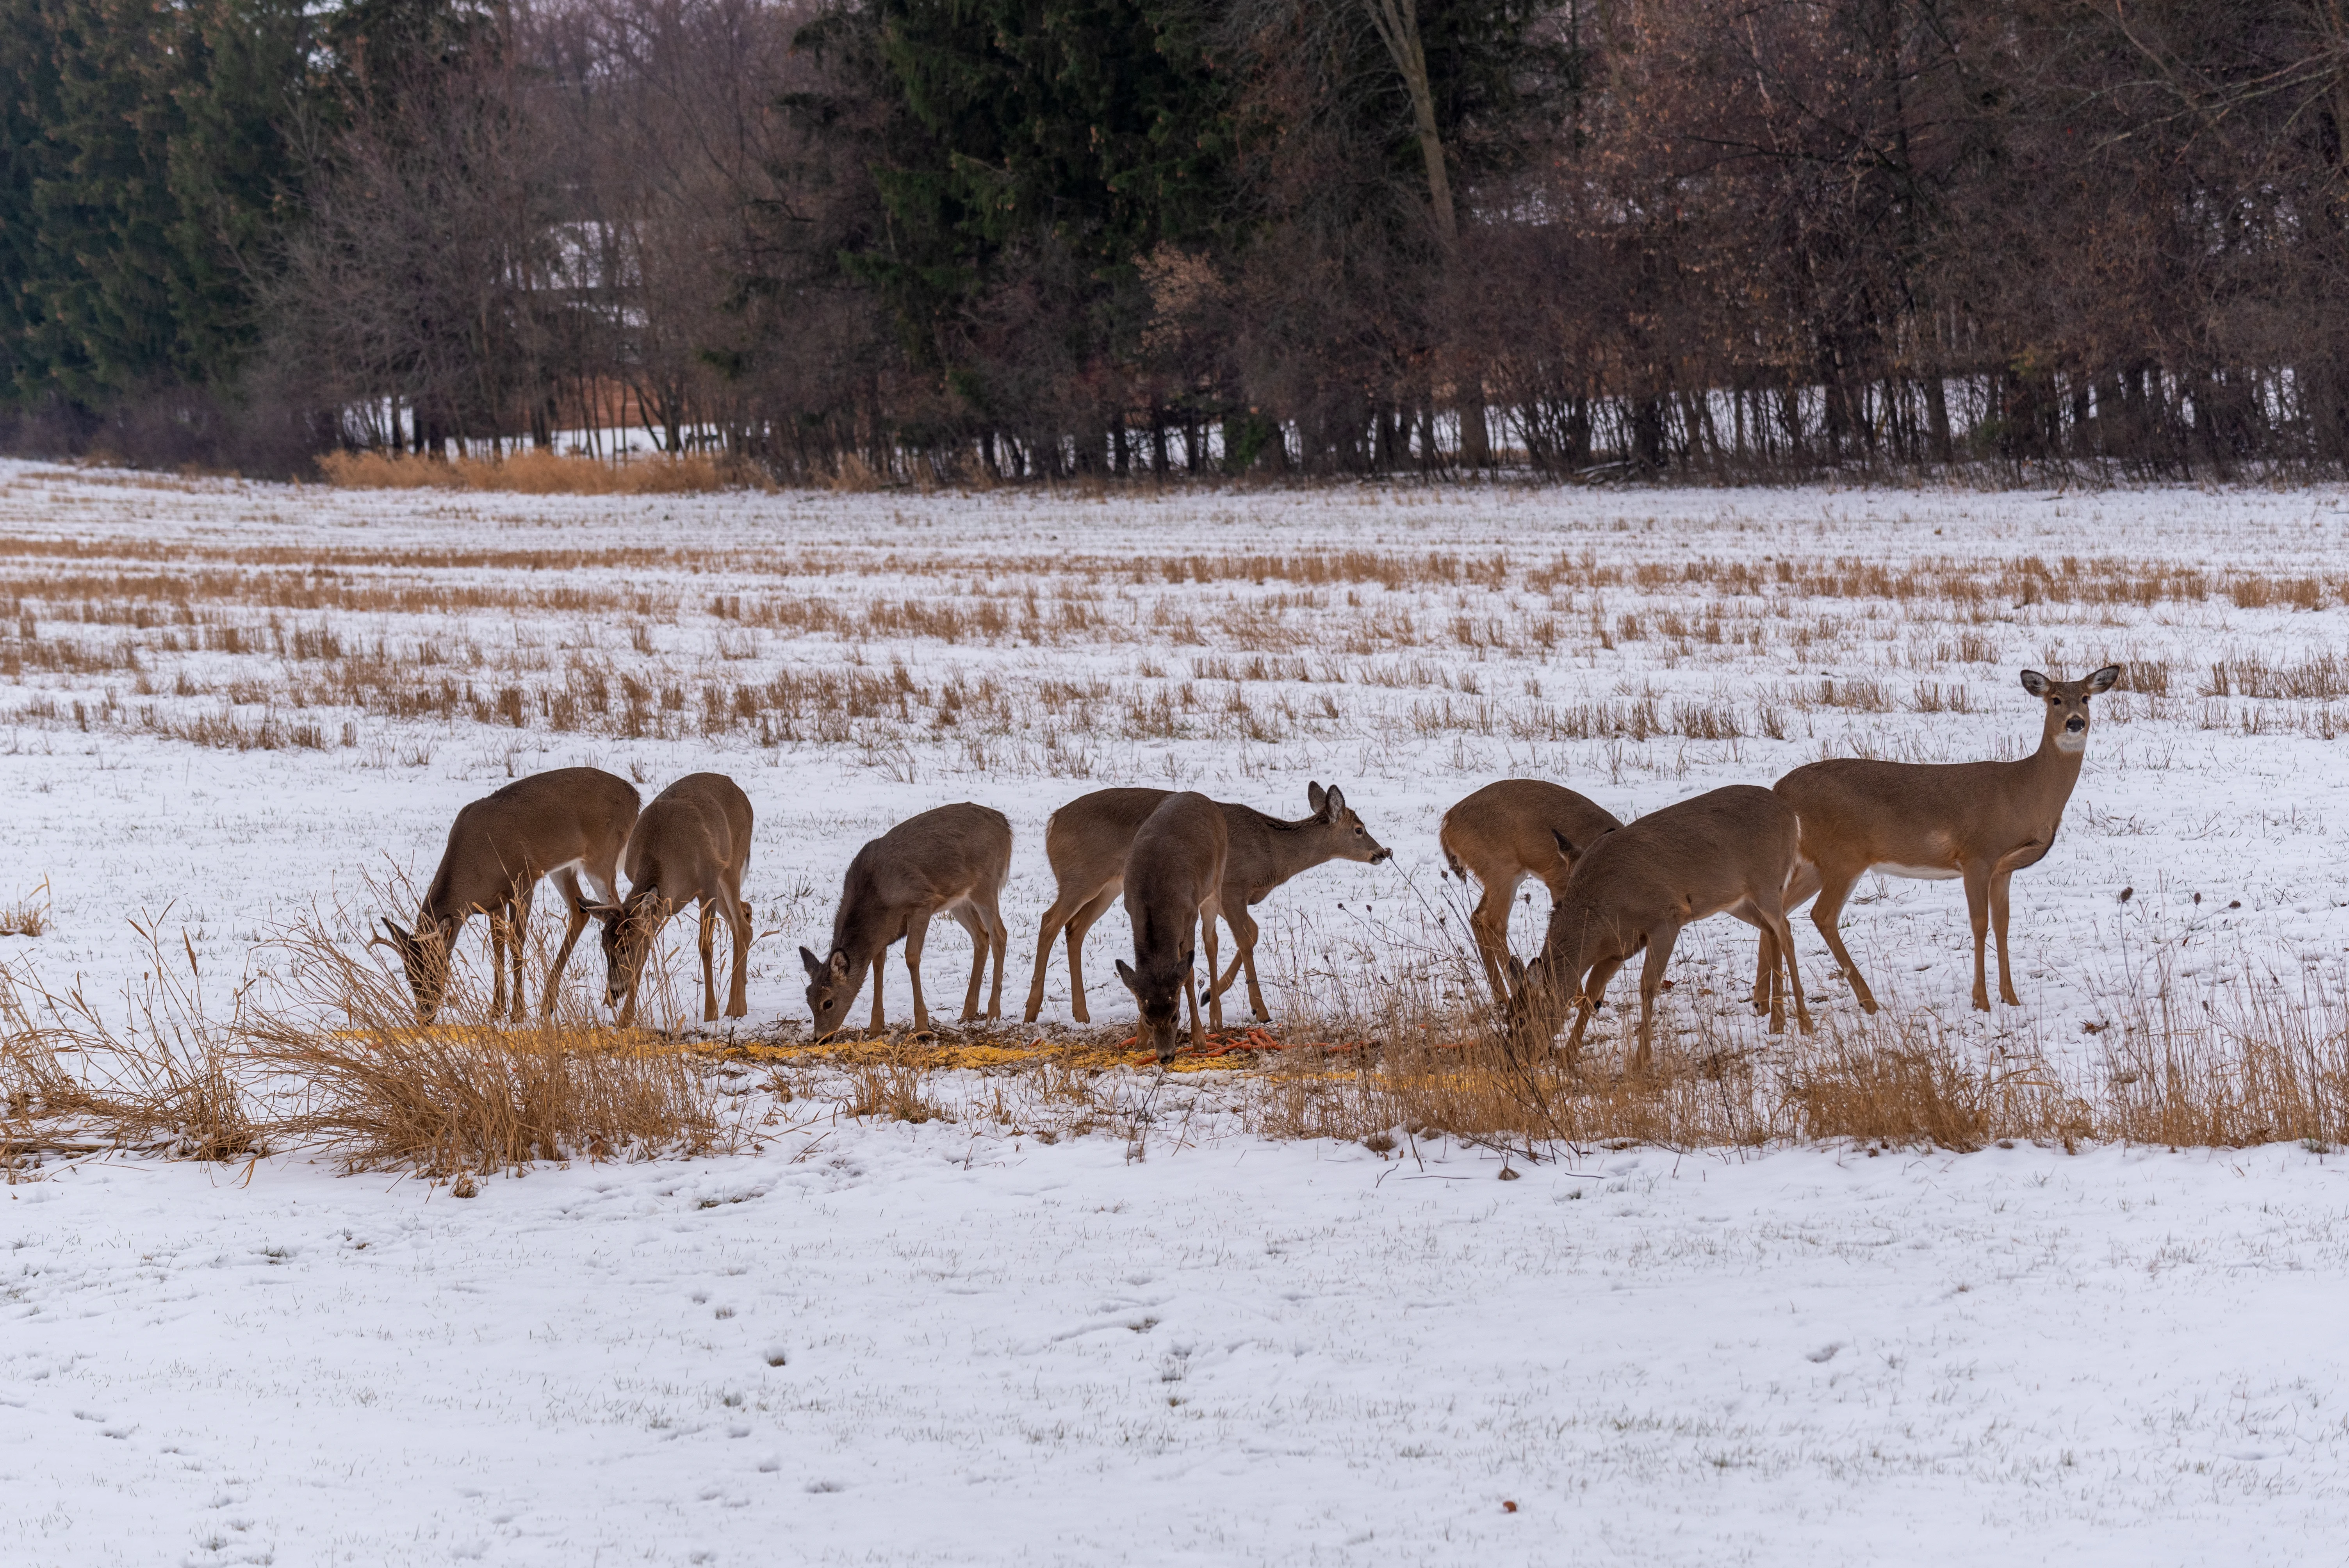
[{"xmin": 5, "ymin": 0, "xmax": 2349, "ymax": 481}]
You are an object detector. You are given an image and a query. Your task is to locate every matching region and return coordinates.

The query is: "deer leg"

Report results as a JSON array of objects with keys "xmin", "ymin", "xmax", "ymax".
[
  {"xmin": 1990, "ymin": 870, "xmax": 2019, "ymax": 1007},
  {"xmin": 1023, "ymin": 886, "xmax": 1089, "ymax": 1023},
  {"xmin": 1201, "ymin": 903, "xmax": 1223, "ymax": 1035},
  {"xmin": 1211, "ymin": 905, "xmax": 1269, "ymax": 1022},
  {"xmin": 1633, "ymin": 925, "xmax": 1681, "ymax": 1074},
  {"xmin": 950, "ymin": 904, "xmax": 988, "ymax": 1022},
  {"xmin": 1773, "ymin": 909, "xmax": 1813, "ymax": 1036},
  {"xmin": 483, "ymin": 905, "xmax": 509, "ymax": 1022},
  {"xmin": 544, "ymin": 868, "xmax": 590, "ymax": 1019},
  {"xmin": 1235, "ymin": 905, "xmax": 1271, "ymax": 1023},
  {"xmin": 1060, "ymin": 889, "xmax": 1117, "ymax": 1025},
  {"xmin": 1469, "ymin": 883, "xmax": 1517, "ymax": 1007},
  {"xmin": 1176, "ymin": 941, "xmax": 1202, "ymax": 1064},
  {"xmin": 868, "ymin": 948, "xmax": 887, "ymax": 1036},
  {"xmin": 904, "ymin": 912, "xmax": 934, "ymax": 1035},
  {"xmin": 1962, "ymin": 860, "xmax": 1993, "ymax": 1011},
  {"xmin": 697, "ymin": 900, "xmax": 719, "ymax": 1022},
  {"xmin": 982, "ymin": 892, "xmax": 1009, "ymax": 1022},
  {"xmin": 1761, "ymin": 861, "xmax": 1822, "ymax": 1010},
  {"xmin": 1808, "ymin": 868, "xmax": 1877, "ymax": 1014},
  {"xmin": 723, "ymin": 875, "xmax": 750, "ymax": 1019},
  {"xmin": 1563, "ymin": 954, "xmax": 1626, "ymax": 1066}
]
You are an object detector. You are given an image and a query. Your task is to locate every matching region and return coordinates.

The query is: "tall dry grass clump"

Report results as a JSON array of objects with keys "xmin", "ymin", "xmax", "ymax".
[
  {"xmin": 0, "ymin": 917, "xmax": 261, "ymax": 1160},
  {"xmin": 244, "ymin": 907, "xmax": 716, "ymax": 1173},
  {"xmin": 318, "ymin": 449, "xmax": 738, "ymax": 495}
]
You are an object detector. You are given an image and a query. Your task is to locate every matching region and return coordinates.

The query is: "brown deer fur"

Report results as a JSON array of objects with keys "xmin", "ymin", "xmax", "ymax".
[
  {"xmin": 1761, "ymin": 665, "xmax": 2122, "ymax": 1014},
  {"xmin": 1115, "ymin": 792, "xmax": 1228, "ymax": 1060},
  {"xmin": 375, "ymin": 767, "xmax": 638, "ymax": 1023},
  {"xmin": 802, "ymin": 803, "xmax": 1012, "ymax": 1039},
  {"xmin": 1509, "ymin": 785, "xmax": 1811, "ymax": 1070},
  {"xmin": 593, "ymin": 773, "xmax": 754, "ymax": 1027}
]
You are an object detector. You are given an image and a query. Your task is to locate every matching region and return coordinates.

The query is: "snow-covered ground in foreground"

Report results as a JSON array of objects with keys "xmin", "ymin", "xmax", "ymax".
[
  {"xmin": 10, "ymin": 1128, "xmax": 2349, "ymax": 1567},
  {"xmin": 5, "ymin": 466, "xmax": 2349, "ymax": 1561}
]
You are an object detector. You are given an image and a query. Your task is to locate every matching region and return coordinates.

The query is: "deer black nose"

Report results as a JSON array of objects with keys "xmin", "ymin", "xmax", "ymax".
[
  {"xmin": 2066, "ymin": 716, "xmax": 2085, "ymax": 731},
  {"xmin": 1372, "ymin": 848, "xmax": 1393, "ymax": 863}
]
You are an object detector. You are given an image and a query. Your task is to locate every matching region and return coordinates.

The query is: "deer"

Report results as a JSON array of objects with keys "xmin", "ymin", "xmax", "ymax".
[
  {"xmin": 1440, "ymin": 779, "xmax": 1625, "ymax": 1007},
  {"xmin": 1021, "ymin": 782, "xmax": 1388, "ymax": 1025},
  {"xmin": 372, "ymin": 767, "xmax": 640, "ymax": 1024},
  {"xmin": 1506, "ymin": 784, "xmax": 1811, "ymax": 1072},
  {"xmin": 801, "ymin": 803, "xmax": 1012, "ymax": 1040},
  {"xmin": 590, "ymin": 773, "xmax": 754, "ymax": 1028},
  {"xmin": 1114, "ymin": 792, "xmax": 1228, "ymax": 1061},
  {"xmin": 1759, "ymin": 665, "xmax": 2123, "ymax": 1015}
]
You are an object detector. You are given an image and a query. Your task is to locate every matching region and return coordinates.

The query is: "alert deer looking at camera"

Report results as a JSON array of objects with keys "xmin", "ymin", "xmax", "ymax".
[
  {"xmin": 1440, "ymin": 780, "xmax": 1625, "ymax": 1007},
  {"xmin": 1021, "ymin": 782, "xmax": 1388, "ymax": 1024},
  {"xmin": 1507, "ymin": 785, "xmax": 1812, "ymax": 1071},
  {"xmin": 372, "ymin": 767, "xmax": 639, "ymax": 1024},
  {"xmin": 1757, "ymin": 665, "xmax": 2123, "ymax": 1015},
  {"xmin": 801, "ymin": 803, "xmax": 1012, "ymax": 1040},
  {"xmin": 590, "ymin": 773, "xmax": 754, "ymax": 1028},
  {"xmin": 1115, "ymin": 792, "xmax": 1228, "ymax": 1061}
]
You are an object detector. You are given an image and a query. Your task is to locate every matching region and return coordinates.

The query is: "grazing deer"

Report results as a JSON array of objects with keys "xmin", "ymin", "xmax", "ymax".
[
  {"xmin": 1763, "ymin": 665, "xmax": 2123, "ymax": 1014},
  {"xmin": 1440, "ymin": 779, "xmax": 1624, "ymax": 1006},
  {"xmin": 1508, "ymin": 785, "xmax": 1811, "ymax": 1071},
  {"xmin": 591, "ymin": 773, "xmax": 754, "ymax": 1028},
  {"xmin": 801, "ymin": 803, "xmax": 1012, "ymax": 1040},
  {"xmin": 373, "ymin": 767, "xmax": 639, "ymax": 1024},
  {"xmin": 1021, "ymin": 782, "xmax": 1388, "ymax": 1024},
  {"xmin": 1114, "ymin": 792, "xmax": 1228, "ymax": 1061}
]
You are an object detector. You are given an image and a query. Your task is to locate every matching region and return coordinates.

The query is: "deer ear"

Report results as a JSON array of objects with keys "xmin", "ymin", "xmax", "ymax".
[
  {"xmin": 827, "ymin": 950, "xmax": 850, "ymax": 979},
  {"xmin": 1114, "ymin": 959, "xmax": 1140, "ymax": 994},
  {"xmin": 2019, "ymin": 669, "xmax": 2051, "ymax": 697},
  {"xmin": 1307, "ymin": 781, "xmax": 1328, "ymax": 816},
  {"xmin": 1551, "ymin": 828, "xmax": 1579, "ymax": 863},
  {"xmin": 376, "ymin": 918, "xmax": 415, "ymax": 950},
  {"xmin": 1324, "ymin": 784, "xmax": 1346, "ymax": 818},
  {"xmin": 799, "ymin": 945, "xmax": 823, "ymax": 978},
  {"xmin": 2086, "ymin": 664, "xmax": 2122, "ymax": 694}
]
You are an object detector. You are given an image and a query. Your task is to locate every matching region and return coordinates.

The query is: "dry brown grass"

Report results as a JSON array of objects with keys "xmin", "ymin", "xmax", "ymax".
[
  {"xmin": 0, "ymin": 906, "xmax": 718, "ymax": 1175},
  {"xmin": 318, "ymin": 449, "xmax": 739, "ymax": 495},
  {"xmin": 240, "ymin": 907, "xmax": 717, "ymax": 1174},
  {"xmin": 0, "ymin": 877, "xmax": 48, "ymax": 937}
]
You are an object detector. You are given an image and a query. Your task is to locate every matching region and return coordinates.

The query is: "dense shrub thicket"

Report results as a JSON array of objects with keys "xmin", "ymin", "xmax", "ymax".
[{"xmin": 6, "ymin": 0, "xmax": 2349, "ymax": 480}]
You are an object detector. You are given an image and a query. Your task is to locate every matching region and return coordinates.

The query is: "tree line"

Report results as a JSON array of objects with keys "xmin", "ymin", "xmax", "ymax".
[{"xmin": 6, "ymin": 0, "xmax": 2349, "ymax": 481}]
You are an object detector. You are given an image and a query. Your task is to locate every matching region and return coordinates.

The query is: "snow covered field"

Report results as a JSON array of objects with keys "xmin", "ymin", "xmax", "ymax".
[{"xmin": 5, "ymin": 464, "xmax": 2349, "ymax": 1561}]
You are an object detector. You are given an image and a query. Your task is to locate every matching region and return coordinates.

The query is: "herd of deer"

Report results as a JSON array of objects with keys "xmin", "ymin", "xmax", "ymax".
[{"xmin": 371, "ymin": 665, "xmax": 2123, "ymax": 1066}]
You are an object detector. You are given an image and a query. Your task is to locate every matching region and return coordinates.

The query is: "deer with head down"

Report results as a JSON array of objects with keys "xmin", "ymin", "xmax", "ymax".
[
  {"xmin": 372, "ymin": 767, "xmax": 639, "ymax": 1023},
  {"xmin": 1115, "ymin": 791, "xmax": 1227, "ymax": 1061},
  {"xmin": 1439, "ymin": 779, "xmax": 1625, "ymax": 1007},
  {"xmin": 802, "ymin": 803, "xmax": 1012, "ymax": 1040},
  {"xmin": 1022, "ymin": 781, "xmax": 1387, "ymax": 1024},
  {"xmin": 1507, "ymin": 785, "xmax": 1812, "ymax": 1071},
  {"xmin": 591, "ymin": 773, "xmax": 754, "ymax": 1028}
]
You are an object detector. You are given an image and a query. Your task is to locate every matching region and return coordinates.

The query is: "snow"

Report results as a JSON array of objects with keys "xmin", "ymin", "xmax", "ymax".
[
  {"xmin": 4, "ymin": 463, "xmax": 2349, "ymax": 1560},
  {"xmin": 10, "ymin": 1130, "xmax": 2348, "ymax": 1565}
]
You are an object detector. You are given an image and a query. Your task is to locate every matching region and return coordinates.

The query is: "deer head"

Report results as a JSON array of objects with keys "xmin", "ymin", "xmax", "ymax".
[
  {"xmin": 2020, "ymin": 665, "xmax": 2122, "ymax": 754},
  {"xmin": 801, "ymin": 944, "xmax": 857, "ymax": 1040},
  {"xmin": 1114, "ymin": 950, "xmax": 1195, "ymax": 1061},
  {"xmin": 371, "ymin": 916, "xmax": 453, "ymax": 1024},
  {"xmin": 1306, "ymin": 781, "xmax": 1392, "ymax": 864}
]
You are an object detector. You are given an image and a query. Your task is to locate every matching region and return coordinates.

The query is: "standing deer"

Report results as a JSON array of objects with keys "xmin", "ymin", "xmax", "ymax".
[
  {"xmin": 1021, "ymin": 782, "xmax": 1388, "ymax": 1024},
  {"xmin": 1114, "ymin": 792, "xmax": 1227, "ymax": 1061},
  {"xmin": 592, "ymin": 773, "xmax": 754, "ymax": 1027},
  {"xmin": 373, "ymin": 767, "xmax": 639, "ymax": 1024},
  {"xmin": 1762, "ymin": 665, "xmax": 2123, "ymax": 1014},
  {"xmin": 801, "ymin": 803, "xmax": 1012, "ymax": 1040},
  {"xmin": 1440, "ymin": 779, "xmax": 1625, "ymax": 1006},
  {"xmin": 1508, "ymin": 785, "xmax": 1811, "ymax": 1071}
]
